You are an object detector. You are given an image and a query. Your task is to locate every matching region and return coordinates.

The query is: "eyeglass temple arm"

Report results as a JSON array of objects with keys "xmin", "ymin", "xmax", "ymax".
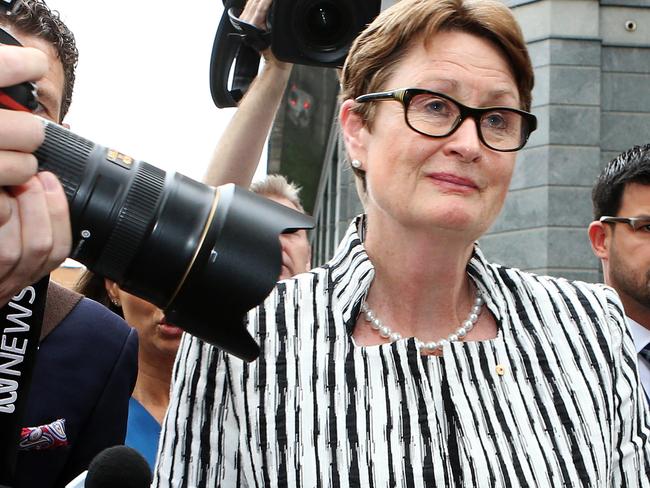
[
  {"xmin": 600, "ymin": 216, "xmax": 626, "ymax": 223},
  {"xmin": 355, "ymin": 90, "xmax": 400, "ymax": 103}
]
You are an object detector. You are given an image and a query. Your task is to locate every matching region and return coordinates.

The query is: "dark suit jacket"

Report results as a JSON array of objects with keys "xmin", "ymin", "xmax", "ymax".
[{"xmin": 13, "ymin": 282, "xmax": 138, "ymax": 488}]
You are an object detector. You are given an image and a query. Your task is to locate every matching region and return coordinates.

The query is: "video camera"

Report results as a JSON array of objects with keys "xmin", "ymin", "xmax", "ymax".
[{"xmin": 210, "ymin": 0, "xmax": 381, "ymax": 107}]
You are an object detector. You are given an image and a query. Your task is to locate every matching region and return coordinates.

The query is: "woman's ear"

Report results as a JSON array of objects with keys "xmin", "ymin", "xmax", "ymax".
[{"xmin": 339, "ymin": 99, "xmax": 369, "ymax": 164}]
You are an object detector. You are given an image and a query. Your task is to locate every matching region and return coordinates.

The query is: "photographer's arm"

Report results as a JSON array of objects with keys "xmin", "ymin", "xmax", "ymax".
[
  {"xmin": 203, "ymin": 0, "xmax": 292, "ymax": 188},
  {"xmin": 0, "ymin": 46, "xmax": 71, "ymax": 306}
]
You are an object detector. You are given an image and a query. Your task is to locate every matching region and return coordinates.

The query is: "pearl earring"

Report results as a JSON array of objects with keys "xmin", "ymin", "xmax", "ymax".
[
  {"xmin": 111, "ymin": 297, "xmax": 121, "ymax": 307},
  {"xmin": 351, "ymin": 159, "xmax": 362, "ymax": 169}
]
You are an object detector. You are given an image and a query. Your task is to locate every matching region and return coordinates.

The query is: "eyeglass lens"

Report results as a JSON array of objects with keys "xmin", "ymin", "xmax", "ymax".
[{"xmin": 406, "ymin": 93, "xmax": 528, "ymax": 151}]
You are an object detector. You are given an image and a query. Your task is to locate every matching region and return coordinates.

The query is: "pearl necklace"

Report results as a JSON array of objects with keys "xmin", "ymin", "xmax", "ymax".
[{"xmin": 360, "ymin": 292, "xmax": 484, "ymax": 352}]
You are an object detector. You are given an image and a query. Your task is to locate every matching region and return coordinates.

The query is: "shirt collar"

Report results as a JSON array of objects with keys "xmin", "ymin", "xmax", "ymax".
[
  {"xmin": 327, "ymin": 215, "xmax": 374, "ymax": 329},
  {"xmin": 328, "ymin": 215, "xmax": 505, "ymax": 331},
  {"xmin": 627, "ymin": 316, "xmax": 650, "ymax": 354}
]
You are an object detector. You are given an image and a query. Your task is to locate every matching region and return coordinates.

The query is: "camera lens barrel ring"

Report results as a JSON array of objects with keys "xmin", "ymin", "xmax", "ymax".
[
  {"xmin": 35, "ymin": 121, "xmax": 92, "ymax": 201},
  {"xmin": 97, "ymin": 163, "xmax": 165, "ymax": 281}
]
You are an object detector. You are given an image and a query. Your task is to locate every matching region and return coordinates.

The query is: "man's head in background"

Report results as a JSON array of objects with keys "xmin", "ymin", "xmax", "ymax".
[
  {"xmin": 250, "ymin": 174, "xmax": 311, "ymax": 279},
  {"xmin": 0, "ymin": 0, "xmax": 78, "ymax": 123},
  {"xmin": 589, "ymin": 144, "xmax": 650, "ymax": 325}
]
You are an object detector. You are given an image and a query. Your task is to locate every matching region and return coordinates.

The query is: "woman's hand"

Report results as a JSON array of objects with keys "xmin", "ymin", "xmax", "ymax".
[{"xmin": 0, "ymin": 45, "xmax": 71, "ymax": 306}]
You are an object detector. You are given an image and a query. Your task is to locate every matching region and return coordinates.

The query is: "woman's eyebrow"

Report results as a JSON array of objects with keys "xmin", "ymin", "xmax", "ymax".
[{"xmin": 423, "ymin": 78, "xmax": 519, "ymax": 105}]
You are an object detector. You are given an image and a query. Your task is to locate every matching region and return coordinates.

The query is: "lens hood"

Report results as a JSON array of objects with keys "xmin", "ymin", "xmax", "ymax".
[{"xmin": 165, "ymin": 184, "xmax": 314, "ymax": 361}]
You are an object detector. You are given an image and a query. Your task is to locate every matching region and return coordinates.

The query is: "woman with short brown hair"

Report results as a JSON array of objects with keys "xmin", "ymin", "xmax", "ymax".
[{"xmin": 155, "ymin": 1, "xmax": 650, "ymax": 486}]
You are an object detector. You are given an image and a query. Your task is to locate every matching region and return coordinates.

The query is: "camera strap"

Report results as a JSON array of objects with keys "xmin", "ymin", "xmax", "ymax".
[
  {"xmin": 210, "ymin": 0, "xmax": 262, "ymax": 107},
  {"xmin": 0, "ymin": 276, "xmax": 48, "ymax": 485},
  {"xmin": 227, "ymin": 8, "xmax": 271, "ymax": 52}
]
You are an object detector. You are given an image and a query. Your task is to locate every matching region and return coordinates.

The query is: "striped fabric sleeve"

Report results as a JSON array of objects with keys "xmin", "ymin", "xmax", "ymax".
[{"xmin": 601, "ymin": 285, "xmax": 650, "ymax": 486}]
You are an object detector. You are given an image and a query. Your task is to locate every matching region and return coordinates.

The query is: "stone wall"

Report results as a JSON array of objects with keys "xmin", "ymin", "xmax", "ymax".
[{"xmin": 480, "ymin": 0, "xmax": 650, "ymax": 282}]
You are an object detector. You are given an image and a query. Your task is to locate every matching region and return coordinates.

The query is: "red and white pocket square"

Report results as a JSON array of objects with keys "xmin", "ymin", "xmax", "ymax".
[{"xmin": 19, "ymin": 418, "xmax": 68, "ymax": 451}]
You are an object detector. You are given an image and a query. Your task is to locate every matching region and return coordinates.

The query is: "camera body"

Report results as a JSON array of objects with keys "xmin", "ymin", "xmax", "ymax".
[{"xmin": 269, "ymin": 0, "xmax": 381, "ymax": 67}]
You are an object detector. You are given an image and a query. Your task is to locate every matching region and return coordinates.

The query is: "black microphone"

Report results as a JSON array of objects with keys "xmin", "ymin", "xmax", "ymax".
[{"xmin": 66, "ymin": 446, "xmax": 152, "ymax": 488}]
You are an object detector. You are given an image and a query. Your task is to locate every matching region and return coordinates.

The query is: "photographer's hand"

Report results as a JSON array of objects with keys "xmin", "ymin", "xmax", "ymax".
[
  {"xmin": 240, "ymin": 0, "xmax": 291, "ymax": 71},
  {"xmin": 0, "ymin": 45, "xmax": 71, "ymax": 306},
  {"xmin": 204, "ymin": 0, "xmax": 293, "ymax": 188},
  {"xmin": 239, "ymin": 0, "xmax": 270, "ymax": 30}
]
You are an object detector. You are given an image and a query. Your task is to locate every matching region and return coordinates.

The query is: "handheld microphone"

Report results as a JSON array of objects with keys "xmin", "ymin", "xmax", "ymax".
[{"xmin": 65, "ymin": 445, "xmax": 152, "ymax": 488}]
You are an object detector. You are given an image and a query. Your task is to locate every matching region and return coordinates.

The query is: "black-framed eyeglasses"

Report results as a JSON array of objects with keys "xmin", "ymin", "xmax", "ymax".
[
  {"xmin": 355, "ymin": 88, "xmax": 537, "ymax": 152},
  {"xmin": 600, "ymin": 216, "xmax": 650, "ymax": 232}
]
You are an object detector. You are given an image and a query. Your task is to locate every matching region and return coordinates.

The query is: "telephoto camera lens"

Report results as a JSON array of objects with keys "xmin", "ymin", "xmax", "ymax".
[
  {"xmin": 303, "ymin": 1, "xmax": 348, "ymax": 49},
  {"xmin": 268, "ymin": 0, "xmax": 380, "ymax": 67},
  {"xmin": 34, "ymin": 121, "xmax": 313, "ymax": 361}
]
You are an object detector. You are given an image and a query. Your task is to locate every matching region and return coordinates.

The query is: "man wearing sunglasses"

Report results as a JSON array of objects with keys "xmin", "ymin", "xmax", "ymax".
[{"xmin": 588, "ymin": 144, "xmax": 650, "ymax": 401}]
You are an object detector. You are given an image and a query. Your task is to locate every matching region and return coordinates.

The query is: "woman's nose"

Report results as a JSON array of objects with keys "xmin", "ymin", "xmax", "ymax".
[{"xmin": 443, "ymin": 117, "xmax": 482, "ymax": 163}]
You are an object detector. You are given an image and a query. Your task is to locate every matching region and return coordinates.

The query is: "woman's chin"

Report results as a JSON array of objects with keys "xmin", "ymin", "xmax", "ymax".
[
  {"xmin": 429, "ymin": 199, "xmax": 496, "ymax": 231},
  {"xmin": 415, "ymin": 207, "xmax": 485, "ymax": 234}
]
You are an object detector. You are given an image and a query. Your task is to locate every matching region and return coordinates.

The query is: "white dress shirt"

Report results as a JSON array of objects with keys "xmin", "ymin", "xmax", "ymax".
[{"xmin": 628, "ymin": 316, "xmax": 650, "ymax": 399}]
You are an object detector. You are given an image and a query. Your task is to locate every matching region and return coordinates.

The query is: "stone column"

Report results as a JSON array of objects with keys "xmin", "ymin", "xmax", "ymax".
[{"xmin": 481, "ymin": 0, "xmax": 650, "ymax": 283}]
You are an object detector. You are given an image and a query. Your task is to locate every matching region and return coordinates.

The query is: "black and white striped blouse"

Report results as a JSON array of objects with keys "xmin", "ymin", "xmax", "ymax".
[{"xmin": 154, "ymin": 216, "xmax": 650, "ymax": 487}]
